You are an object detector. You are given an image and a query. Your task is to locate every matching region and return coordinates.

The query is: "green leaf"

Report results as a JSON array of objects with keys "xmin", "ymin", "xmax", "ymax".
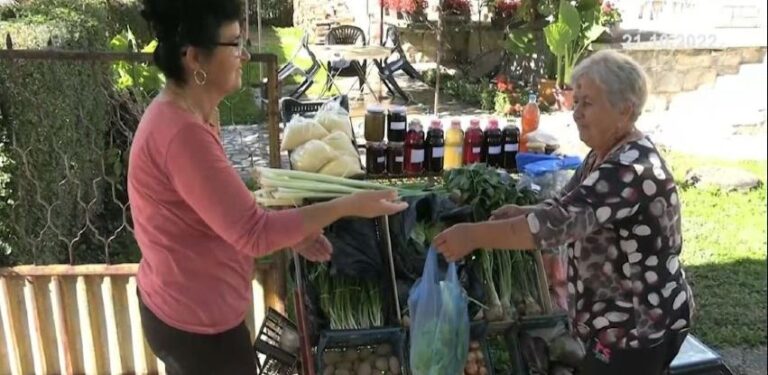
[
  {"xmin": 558, "ymin": 0, "xmax": 581, "ymax": 34},
  {"xmin": 109, "ymin": 34, "xmax": 129, "ymax": 52},
  {"xmin": 584, "ymin": 24, "xmax": 607, "ymax": 44},
  {"xmin": 544, "ymin": 22, "xmax": 574, "ymax": 56},
  {"xmin": 141, "ymin": 39, "xmax": 158, "ymax": 53},
  {"xmin": 506, "ymin": 29, "xmax": 536, "ymax": 56}
]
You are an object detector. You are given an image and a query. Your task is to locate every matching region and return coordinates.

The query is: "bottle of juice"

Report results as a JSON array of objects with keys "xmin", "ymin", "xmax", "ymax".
[
  {"xmin": 502, "ymin": 123, "xmax": 520, "ymax": 171},
  {"xmin": 404, "ymin": 120, "xmax": 425, "ymax": 176},
  {"xmin": 463, "ymin": 118, "xmax": 484, "ymax": 165},
  {"xmin": 520, "ymin": 93, "xmax": 540, "ymax": 153},
  {"xmin": 443, "ymin": 118, "xmax": 464, "ymax": 170},
  {"xmin": 425, "ymin": 119, "xmax": 445, "ymax": 174},
  {"xmin": 484, "ymin": 118, "xmax": 503, "ymax": 168}
]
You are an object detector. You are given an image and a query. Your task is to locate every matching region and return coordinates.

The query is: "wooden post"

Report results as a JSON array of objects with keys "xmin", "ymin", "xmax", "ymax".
[
  {"xmin": 264, "ymin": 55, "xmax": 281, "ymax": 168},
  {"xmin": 0, "ymin": 278, "xmax": 22, "ymax": 375}
]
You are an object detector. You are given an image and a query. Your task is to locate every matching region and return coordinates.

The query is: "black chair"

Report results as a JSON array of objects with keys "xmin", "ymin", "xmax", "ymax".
[
  {"xmin": 374, "ymin": 26, "xmax": 421, "ymax": 102},
  {"xmin": 381, "ymin": 26, "xmax": 421, "ymax": 81},
  {"xmin": 324, "ymin": 25, "xmax": 368, "ymax": 96},
  {"xmin": 259, "ymin": 33, "xmax": 321, "ymax": 104},
  {"xmin": 279, "ymin": 95, "xmax": 350, "ymax": 123}
]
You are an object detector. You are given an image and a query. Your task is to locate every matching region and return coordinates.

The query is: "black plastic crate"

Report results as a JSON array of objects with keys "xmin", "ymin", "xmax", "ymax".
[
  {"xmin": 253, "ymin": 308, "xmax": 300, "ymax": 375},
  {"xmin": 316, "ymin": 327, "xmax": 409, "ymax": 375}
]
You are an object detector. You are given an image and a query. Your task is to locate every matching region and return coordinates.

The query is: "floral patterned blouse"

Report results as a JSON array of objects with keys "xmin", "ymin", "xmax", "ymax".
[{"xmin": 526, "ymin": 135, "xmax": 694, "ymax": 349}]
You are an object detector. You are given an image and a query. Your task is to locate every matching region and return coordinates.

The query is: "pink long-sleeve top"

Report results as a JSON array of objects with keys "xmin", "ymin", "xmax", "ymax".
[{"xmin": 128, "ymin": 98, "xmax": 305, "ymax": 334}]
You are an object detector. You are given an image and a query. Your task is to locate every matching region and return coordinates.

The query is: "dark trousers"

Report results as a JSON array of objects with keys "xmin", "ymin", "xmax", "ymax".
[
  {"xmin": 138, "ymin": 294, "xmax": 257, "ymax": 375},
  {"xmin": 579, "ymin": 330, "xmax": 689, "ymax": 375}
]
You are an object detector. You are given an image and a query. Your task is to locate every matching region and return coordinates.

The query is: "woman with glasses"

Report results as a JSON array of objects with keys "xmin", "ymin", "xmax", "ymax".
[{"xmin": 129, "ymin": 1, "xmax": 407, "ymax": 373}]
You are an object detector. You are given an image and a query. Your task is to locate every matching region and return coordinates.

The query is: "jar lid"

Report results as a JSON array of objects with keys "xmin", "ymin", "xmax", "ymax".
[
  {"xmin": 390, "ymin": 105, "xmax": 407, "ymax": 114},
  {"xmin": 469, "ymin": 118, "xmax": 481, "ymax": 127},
  {"xmin": 450, "ymin": 119, "xmax": 462, "ymax": 129},
  {"xmin": 487, "ymin": 118, "xmax": 499, "ymax": 129},
  {"xmin": 367, "ymin": 105, "xmax": 385, "ymax": 113},
  {"xmin": 408, "ymin": 119, "xmax": 423, "ymax": 130},
  {"xmin": 430, "ymin": 119, "xmax": 443, "ymax": 129}
]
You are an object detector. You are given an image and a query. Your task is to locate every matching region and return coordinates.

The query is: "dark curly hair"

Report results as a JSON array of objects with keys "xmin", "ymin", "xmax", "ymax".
[{"xmin": 140, "ymin": 0, "xmax": 243, "ymax": 84}]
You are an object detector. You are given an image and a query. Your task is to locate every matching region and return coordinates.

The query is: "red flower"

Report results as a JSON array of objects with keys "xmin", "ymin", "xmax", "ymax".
[
  {"xmin": 441, "ymin": 0, "xmax": 471, "ymax": 16},
  {"xmin": 495, "ymin": 0, "xmax": 520, "ymax": 18},
  {"xmin": 601, "ymin": 1, "xmax": 614, "ymax": 13}
]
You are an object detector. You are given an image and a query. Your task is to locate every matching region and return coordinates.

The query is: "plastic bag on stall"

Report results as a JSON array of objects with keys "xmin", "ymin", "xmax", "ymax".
[
  {"xmin": 289, "ymin": 139, "xmax": 335, "ymax": 172},
  {"xmin": 281, "ymin": 116, "xmax": 329, "ymax": 151},
  {"xmin": 408, "ymin": 248, "xmax": 470, "ymax": 375},
  {"xmin": 314, "ymin": 100, "xmax": 354, "ymax": 140},
  {"xmin": 518, "ymin": 155, "xmax": 581, "ymax": 199}
]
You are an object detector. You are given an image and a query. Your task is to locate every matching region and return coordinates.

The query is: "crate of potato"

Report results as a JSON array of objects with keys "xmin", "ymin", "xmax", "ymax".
[
  {"xmin": 463, "ymin": 321, "xmax": 495, "ymax": 375},
  {"xmin": 316, "ymin": 327, "xmax": 407, "ymax": 375}
]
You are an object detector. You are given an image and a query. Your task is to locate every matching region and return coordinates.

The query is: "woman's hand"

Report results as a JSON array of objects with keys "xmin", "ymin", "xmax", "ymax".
[
  {"xmin": 294, "ymin": 232, "xmax": 333, "ymax": 262},
  {"xmin": 490, "ymin": 204, "xmax": 529, "ymax": 221},
  {"xmin": 337, "ymin": 190, "xmax": 409, "ymax": 218},
  {"xmin": 432, "ymin": 223, "xmax": 479, "ymax": 262}
]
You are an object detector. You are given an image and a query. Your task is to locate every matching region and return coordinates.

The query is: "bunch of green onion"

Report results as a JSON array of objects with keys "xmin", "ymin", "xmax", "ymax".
[{"xmin": 252, "ymin": 167, "xmax": 426, "ymax": 207}]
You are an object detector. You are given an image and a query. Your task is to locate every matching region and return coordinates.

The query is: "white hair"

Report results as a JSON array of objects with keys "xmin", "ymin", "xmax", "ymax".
[{"xmin": 571, "ymin": 50, "xmax": 649, "ymax": 123}]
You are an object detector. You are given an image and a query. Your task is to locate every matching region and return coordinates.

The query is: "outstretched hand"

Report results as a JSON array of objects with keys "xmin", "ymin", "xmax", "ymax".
[{"xmin": 294, "ymin": 232, "xmax": 333, "ymax": 262}]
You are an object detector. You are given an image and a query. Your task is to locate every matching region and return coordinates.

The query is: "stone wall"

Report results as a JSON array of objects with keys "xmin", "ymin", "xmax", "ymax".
[{"xmin": 615, "ymin": 47, "xmax": 767, "ymax": 111}]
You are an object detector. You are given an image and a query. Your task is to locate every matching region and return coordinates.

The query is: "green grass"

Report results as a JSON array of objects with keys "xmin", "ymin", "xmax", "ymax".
[
  {"xmin": 219, "ymin": 27, "xmax": 336, "ymax": 125},
  {"xmin": 662, "ymin": 151, "xmax": 767, "ymax": 348}
]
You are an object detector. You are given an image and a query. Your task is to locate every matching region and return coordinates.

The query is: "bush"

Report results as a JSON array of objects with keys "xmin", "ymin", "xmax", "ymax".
[{"xmin": 0, "ymin": 0, "xmax": 143, "ymax": 266}]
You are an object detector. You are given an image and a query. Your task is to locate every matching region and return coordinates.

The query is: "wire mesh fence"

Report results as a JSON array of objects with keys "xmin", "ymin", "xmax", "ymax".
[{"xmin": 0, "ymin": 46, "xmax": 279, "ymax": 267}]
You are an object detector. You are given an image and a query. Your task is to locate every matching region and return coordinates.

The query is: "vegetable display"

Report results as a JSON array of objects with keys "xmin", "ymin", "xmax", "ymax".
[
  {"xmin": 441, "ymin": 164, "xmax": 543, "ymax": 321},
  {"xmin": 321, "ymin": 343, "xmax": 401, "ymax": 375},
  {"xmin": 309, "ymin": 263, "xmax": 384, "ymax": 330}
]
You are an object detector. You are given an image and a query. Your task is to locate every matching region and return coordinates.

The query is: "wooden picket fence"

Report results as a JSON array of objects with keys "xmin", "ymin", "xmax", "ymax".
[{"xmin": 0, "ymin": 263, "xmax": 282, "ymax": 375}]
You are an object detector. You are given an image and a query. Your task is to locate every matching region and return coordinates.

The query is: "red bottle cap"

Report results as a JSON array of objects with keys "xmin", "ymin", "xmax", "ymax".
[
  {"xmin": 487, "ymin": 118, "xmax": 499, "ymax": 129},
  {"xmin": 430, "ymin": 119, "xmax": 443, "ymax": 129},
  {"xmin": 469, "ymin": 119, "xmax": 481, "ymax": 128}
]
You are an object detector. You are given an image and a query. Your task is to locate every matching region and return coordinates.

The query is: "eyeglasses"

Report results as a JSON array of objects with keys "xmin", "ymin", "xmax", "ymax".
[{"xmin": 217, "ymin": 38, "xmax": 246, "ymax": 56}]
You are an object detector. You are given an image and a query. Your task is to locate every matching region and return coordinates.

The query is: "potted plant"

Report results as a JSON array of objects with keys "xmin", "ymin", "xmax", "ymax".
[
  {"xmin": 381, "ymin": 0, "xmax": 427, "ymax": 21},
  {"xmin": 489, "ymin": 0, "xmax": 521, "ymax": 28},
  {"xmin": 543, "ymin": 0, "xmax": 606, "ymax": 110},
  {"xmin": 598, "ymin": 1, "xmax": 623, "ymax": 40},
  {"xmin": 441, "ymin": 0, "xmax": 472, "ymax": 23}
]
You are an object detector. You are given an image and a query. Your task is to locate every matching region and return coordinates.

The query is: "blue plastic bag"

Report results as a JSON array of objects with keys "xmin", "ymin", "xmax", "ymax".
[{"xmin": 408, "ymin": 247, "xmax": 470, "ymax": 375}]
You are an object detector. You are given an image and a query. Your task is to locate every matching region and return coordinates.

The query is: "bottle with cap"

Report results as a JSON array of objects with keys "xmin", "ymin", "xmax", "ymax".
[
  {"xmin": 483, "ymin": 118, "xmax": 503, "ymax": 168},
  {"xmin": 463, "ymin": 118, "xmax": 484, "ymax": 165},
  {"xmin": 443, "ymin": 118, "xmax": 464, "ymax": 170},
  {"xmin": 404, "ymin": 119, "xmax": 425, "ymax": 175},
  {"xmin": 387, "ymin": 142, "xmax": 405, "ymax": 175},
  {"xmin": 425, "ymin": 118, "xmax": 445, "ymax": 173},
  {"xmin": 365, "ymin": 142, "xmax": 387, "ymax": 175},
  {"xmin": 387, "ymin": 105, "xmax": 407, "ymax": 142},
  {"xmin": 502, "ymin": 122, "xmax": 520, "ymax": 171},
  {"xmin": 521, "ymin": 92, "xmax": 540, "ymax": 153}
]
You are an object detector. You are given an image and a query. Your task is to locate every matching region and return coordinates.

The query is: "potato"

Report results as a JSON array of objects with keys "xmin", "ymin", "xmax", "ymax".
[
  {"xmin": 375, "ymin": 343, "xmax": 392, "ymax": 356},
  {"xmin": 324, "ymin": 351, "xmax": 342, "ymax": 365},
  {"xmin": 374, "ymin": 357, "xmax": 389, "ymax": 371},
  {"xmin": 465, "ymin": 362, "xmax": 479, "ymax": 375},
  {"xmin": 356, "ymin": 360, "xmax": 372, "ymax": 375},
  {"xmin": 322, "ymin": 365, "xmax": 335, "ymax": 375},
  {"xmin": 358, "ymin": 348, "xmax": 374, "ymax": 360},
  {"xmin": 388, "ymin": 356, "xmax": 401, "ymax": 374},
  {"xmin": 343, "ymin": 349, "xmax": 359, "ymax": 362}
]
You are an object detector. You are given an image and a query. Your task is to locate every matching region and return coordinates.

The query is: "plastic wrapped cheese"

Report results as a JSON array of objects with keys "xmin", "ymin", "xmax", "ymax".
[
  {"xmin": 290, "ymin": 139, "xmax": 335, "ymax": 172},
  {"xmin": 281, "ymin": 116, "xmax": 330, "ymax": 151},
  {"xmin": 322, "ymin": 131, "xmax": 359, "ymax": 159},
  {"xmin": 314, "ymin": 101, "xmax": 353, "ymax": 140},
  {"xmin": 319, "ymin": 155, "xmax": 364, "ymax": 177}
]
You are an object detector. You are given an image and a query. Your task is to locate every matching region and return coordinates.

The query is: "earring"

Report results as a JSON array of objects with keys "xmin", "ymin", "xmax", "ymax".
[{"xmin": 193, "ymin": 69, "xmax": 207, "ymax": 85}]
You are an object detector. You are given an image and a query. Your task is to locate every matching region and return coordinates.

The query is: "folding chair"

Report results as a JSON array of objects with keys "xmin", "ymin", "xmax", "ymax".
[{"xmin": 322, "ymin": 25, "xmax": 368, "ymax": 97}]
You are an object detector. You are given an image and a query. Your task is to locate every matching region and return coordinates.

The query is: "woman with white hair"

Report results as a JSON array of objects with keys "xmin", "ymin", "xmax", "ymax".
[{"xmin": 432, "ymin": 50, "xmax": 693, "ymax": 374}]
